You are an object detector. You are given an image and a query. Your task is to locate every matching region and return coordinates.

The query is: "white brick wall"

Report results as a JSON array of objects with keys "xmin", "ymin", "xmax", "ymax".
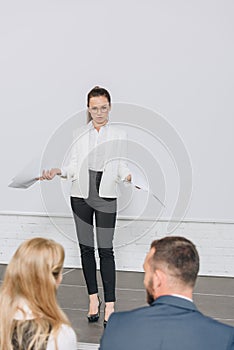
[{"xmin": 0, "ymin": 212, "xmax": 234, "ymax": 277}]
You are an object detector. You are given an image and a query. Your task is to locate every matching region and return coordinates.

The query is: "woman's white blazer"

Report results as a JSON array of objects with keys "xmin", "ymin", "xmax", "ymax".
[{"xmin": 61, "ymin": 123, "xmax": 130, "ymax": 198}]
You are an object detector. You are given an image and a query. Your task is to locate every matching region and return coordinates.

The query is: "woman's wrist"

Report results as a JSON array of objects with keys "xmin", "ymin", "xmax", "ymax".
[
  {"xmin": 125, "ymin": 174, "xmax": 131, "ymax": 182},
  {"xmin": 54, "ymin": 168, "xmax": 62, "ymax": 176}
]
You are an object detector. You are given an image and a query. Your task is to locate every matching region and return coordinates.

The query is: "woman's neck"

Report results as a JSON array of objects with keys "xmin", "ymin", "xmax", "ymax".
[{"xmin": 92, "ymin": 120, "xmax": 108, "ymax": 132}]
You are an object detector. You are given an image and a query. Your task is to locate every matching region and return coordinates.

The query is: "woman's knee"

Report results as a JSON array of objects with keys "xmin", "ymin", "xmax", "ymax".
[
  {"xmin": 79, "ymin": 244, "xmax": 95, "ymax": 257},
  {"xmin": 98, "ymin": 247, "xmax": 114, "ymax": 259}
]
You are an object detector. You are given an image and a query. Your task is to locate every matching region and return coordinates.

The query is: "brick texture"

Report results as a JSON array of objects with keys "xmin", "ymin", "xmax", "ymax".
[{"xmin": 0, "ymin": 213, "xmax": 233, "ymax": 277}]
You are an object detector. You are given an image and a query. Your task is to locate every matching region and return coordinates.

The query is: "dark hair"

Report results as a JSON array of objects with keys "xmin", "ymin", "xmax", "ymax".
[
  {"xmin": 150, "ymin": 236, "xmax": 199, "ymax": 287},
  {"xmin": 86, "ymin": 86, "xmax": 111, "ymax": 123}
]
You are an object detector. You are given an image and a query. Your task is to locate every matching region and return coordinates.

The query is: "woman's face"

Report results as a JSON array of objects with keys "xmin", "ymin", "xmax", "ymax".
[
  {"xmin": 88, "ymin": 95, "xmax": 110, "ymax": 127},
  {"xmin": 55, "ymin": 270, "xmax": 63, "ymax": 288}
]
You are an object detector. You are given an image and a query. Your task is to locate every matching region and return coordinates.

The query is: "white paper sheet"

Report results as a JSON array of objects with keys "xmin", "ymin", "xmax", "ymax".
[
  {"xmin": 8, "ymin": 158, "xmax": 41, "ymax": 189},
  {"xmin": 122, "ymin": 180, "xmax": 165, "ymax": 208},
  {"xmin": 122, "ymin": 165, "xmax": 165, "ymax": 207}
]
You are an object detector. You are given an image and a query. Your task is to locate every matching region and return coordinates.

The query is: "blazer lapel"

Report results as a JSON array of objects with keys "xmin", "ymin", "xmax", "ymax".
[
  {"xmin": 105, "ymin": 124, "xmax": 120, "ymax": 163},
  {"xmin": 74, "ymin": 125, "xmax": 89, "ymax": 162}
]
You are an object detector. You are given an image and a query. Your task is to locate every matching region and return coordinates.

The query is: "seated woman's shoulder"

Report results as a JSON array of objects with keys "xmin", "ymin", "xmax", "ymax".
[
  {"xmin": 47, "ymin": 324, "xmax": 77, "ymax": 350},
  {"xmin": 58, "ymin": 323, "xmax": 77, "ymax": 337}
]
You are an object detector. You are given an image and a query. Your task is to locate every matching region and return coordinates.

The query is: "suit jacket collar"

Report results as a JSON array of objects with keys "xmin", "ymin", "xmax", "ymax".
[{"xmin": 151, "ymin": 295, "xmax": 198, "ymax": 312}]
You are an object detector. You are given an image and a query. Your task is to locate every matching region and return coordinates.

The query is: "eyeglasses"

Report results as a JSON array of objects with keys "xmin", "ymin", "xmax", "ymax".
[{"xmin": 89, "ymin": 105, "xmax": 109, "ymax": 114}]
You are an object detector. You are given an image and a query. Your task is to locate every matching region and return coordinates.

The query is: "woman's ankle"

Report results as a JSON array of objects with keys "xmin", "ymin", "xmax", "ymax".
[
  {"xmin": 104, "ymin": 301, "xmax": 115, "ymax": 321},
  {"xmin": 88, "ymin": 294, "xmax": 99, "ymax": 314}
]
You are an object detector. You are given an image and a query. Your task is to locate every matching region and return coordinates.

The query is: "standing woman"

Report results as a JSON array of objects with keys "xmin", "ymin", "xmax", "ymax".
[
  {"xmin": 0, "ymin": 237, "xmax": 77, "ymax": 350},
  {"xmin": 41, "ymin": 86, "xmax": 131, "ymax": 326}
]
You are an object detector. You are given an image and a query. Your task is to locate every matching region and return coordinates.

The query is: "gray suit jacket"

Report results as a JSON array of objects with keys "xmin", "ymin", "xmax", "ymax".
[{"xmin": 99, "ymin": 295, "xmax": 234, "ymax": 350}]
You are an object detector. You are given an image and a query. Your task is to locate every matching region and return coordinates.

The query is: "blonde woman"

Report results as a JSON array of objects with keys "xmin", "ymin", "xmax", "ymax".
[{"xmin": 0, "ymin": 237, "xmax": 77, "ymax": 350}]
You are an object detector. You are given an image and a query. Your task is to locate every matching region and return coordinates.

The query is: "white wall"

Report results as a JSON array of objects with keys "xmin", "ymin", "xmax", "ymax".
[
  {"xmin": 0, "ymin": 1, "xmax": 234, "ymax": 278},
  {"xmin": 1, "ymin": 0, "xmax": 234, "ymax": 223}
]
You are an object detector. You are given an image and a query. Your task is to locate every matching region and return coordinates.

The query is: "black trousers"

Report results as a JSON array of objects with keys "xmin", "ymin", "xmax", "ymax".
[{"xmin": 70, "ymin": 170, "xmax": 117, "ymax": 302}]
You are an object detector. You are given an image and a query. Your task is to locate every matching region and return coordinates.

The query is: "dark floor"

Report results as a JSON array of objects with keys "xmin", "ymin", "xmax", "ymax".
[{"xmin": 0, "ymin": 265, "xmax": 234, "ymax": 349}]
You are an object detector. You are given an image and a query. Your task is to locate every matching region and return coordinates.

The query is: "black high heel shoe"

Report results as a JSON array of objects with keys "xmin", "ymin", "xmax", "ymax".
[
  {"xmin": 103, "ymin": 306, "xmax": 107, "ymax": 328},
  {"xmin": 87, "ymin": 295, "xmax": 102, "ymax": 323}
]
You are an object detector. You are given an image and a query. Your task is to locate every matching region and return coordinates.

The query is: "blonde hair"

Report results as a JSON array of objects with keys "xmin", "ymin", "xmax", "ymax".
[{"xmin": 0, "ymin": 237, "xmax": 70, "ymax": 350}]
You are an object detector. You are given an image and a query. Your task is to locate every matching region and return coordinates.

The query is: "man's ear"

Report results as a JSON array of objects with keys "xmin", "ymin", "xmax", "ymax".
[
  {"xmin": 152, "ymin": 269, "xmax": 160, "ymax": 290},
  {"xmin": 153, "ymin": 269, "xmax": 165, "ymax": 290}
]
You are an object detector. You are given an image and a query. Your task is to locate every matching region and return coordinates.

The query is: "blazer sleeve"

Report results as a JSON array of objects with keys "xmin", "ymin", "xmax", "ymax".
[
  {"xmin": 60, "ymin": 130, "xmax": 79, "ymax": 180},
  {"xmin": 99, "ymin": 313, "xmax": 125, "ymax": 350}
]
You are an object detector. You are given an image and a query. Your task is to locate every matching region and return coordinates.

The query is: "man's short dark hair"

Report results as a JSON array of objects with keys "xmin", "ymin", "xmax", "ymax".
[{"xmin": 150, "ymin": 236, "xmax": 199, "ymax": 287}]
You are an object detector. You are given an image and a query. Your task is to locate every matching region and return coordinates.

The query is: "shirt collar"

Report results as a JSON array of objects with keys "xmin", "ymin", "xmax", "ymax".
[
  {"xmin": 171, "ymin": 294, "xmax": 193, "ymax": 302},
  {"xmin": 14, "ymin": 301, "xmax": 35, "ymax": 320},
  {"xmin": 88, "ymin": 120, "xmax": 109, "ymax": 130}
]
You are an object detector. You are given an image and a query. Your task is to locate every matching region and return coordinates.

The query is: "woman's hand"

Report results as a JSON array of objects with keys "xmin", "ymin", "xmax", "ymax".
[
  {"xmin": 38, "ymin": 168, "xmax": 61, "ymax": 180},
  {"xmin": 125, "ymin": 174, "xmax": 131, "ymax": 182}
]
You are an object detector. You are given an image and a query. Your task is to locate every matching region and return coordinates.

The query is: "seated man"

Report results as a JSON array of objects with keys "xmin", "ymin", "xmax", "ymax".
[{"xmin": 99, "ymin": 236, "xmax": 234, "ymax": 350}]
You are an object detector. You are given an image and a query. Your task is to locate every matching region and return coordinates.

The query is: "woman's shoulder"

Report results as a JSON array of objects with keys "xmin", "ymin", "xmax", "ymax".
[
  {"xmin": 108, "ymin": 123, "xmax": 127, "ymax": 137},
  {"xmin": 58, "ymin": 323, "xmax": 77, "ymax": 337},
  {"xmin": 47, "ymin": 324, "xmax": 77, "ymax": 350},
  {"xmin": 73, "ymin": 124, "xmax": 89, "ymax": 138}
]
